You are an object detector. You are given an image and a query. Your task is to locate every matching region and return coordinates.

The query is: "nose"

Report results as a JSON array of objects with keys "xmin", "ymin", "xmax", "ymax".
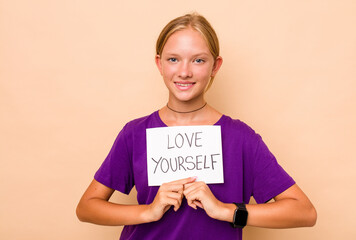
[{"xmin": 178, "ymin": 61, "xmax": 192, "ymax": 79}]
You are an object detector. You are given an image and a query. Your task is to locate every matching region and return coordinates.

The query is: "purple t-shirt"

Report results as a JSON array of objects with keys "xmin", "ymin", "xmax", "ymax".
[{"xmin": 95, "ymin": 111, "xmax": 295, "ymax": 240}]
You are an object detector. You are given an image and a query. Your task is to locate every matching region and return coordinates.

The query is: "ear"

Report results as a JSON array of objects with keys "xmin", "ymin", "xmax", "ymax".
[
  {"xmin": 211, "ymin": 56, "xmax": 223, "ymax": 77},
  {"xmin": 155, "ymin": 55, "xmax": 163, "ymax": 76}
]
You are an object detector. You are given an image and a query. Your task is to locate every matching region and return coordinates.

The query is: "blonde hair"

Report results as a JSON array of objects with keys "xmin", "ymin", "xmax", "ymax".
[{"xmin": 156, "ymin": 13, "xmax": 220, "ymax": 91}]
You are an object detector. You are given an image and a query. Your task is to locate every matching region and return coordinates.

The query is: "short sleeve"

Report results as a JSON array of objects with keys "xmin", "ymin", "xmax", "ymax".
[
  {"xmin": 94, "ymin": 125, "xmax": 134, "ymax": 194},
  {"xmin": 251, "ymin": 134, "xmax": 295, "ymax": 203}
]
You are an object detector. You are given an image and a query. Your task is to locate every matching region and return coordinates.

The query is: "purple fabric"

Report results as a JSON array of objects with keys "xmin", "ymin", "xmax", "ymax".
[{"xmin": 94, "ymin": 111, "xmax": 295, "ymax": 240}]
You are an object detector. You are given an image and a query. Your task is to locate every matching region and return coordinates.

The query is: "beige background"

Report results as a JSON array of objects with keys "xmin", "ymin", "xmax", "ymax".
[{"xmin": 1, "ymin": 0, "xmax": 355, "ymax": 239}]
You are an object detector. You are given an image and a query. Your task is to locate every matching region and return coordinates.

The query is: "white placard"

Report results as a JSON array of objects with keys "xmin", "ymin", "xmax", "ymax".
[{"xmin": 146, "ymin": 125, "xmax": 224, "ymax": 186}]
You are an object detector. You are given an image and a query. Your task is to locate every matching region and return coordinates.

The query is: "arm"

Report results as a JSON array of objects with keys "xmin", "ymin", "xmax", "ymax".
[
  {"xmin": 245, "ymin": 184, "xmax": 317, "ymax": 228},
  {"xmin": 183, "ymin": 183, "xmax": 317, "ymax": 228},
  {"xmin": 76, "ymin": 177, "xmax": 196, "ymax": 226},
  {"xmin": 76, "ymin": 179, "xmax": 149, "ymax": 226}
]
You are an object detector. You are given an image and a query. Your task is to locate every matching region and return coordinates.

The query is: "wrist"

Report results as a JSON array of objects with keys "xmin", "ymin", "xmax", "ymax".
[
  {"xmin": 213, "ymin": 202, "xmax": 236, "ymax": 222},
  {"xmin": 140, "ymin": 204, "xmax": 158, "ymax": 223}
]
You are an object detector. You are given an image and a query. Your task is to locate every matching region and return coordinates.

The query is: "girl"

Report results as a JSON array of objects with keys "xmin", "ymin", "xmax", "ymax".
[{"xmin": 76, "ymin": 13, "xmax": 317, "ymax": 239}]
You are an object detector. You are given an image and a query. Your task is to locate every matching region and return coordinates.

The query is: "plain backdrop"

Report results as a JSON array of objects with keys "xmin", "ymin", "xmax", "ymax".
[{"xmin": 1, "ymin": 0, "xmax": 355, "ymax": 239}]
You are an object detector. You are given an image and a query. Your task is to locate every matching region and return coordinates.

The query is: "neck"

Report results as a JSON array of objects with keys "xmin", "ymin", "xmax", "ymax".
[
  {"xmin": 166, "ymin": 102, "xmax": 207, "ymax": 114},
  {"xmin": 159, "ymin": 104, "xmax": 222, "ymax": 126}
]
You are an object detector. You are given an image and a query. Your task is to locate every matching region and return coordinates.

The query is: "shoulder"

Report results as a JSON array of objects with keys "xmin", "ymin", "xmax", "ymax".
[
  {"xmin": 118, "ymin": 111, "xmax": 164, "ymax": 139},
  {"xmin": 220, "ymin": 115, "xmax": 258, "ymax": 137},
  {"xmin": 124, "ymin": 111, "xmax": 162, "ymax": 129},
  {"xmin": 110, "ymin": 111, "xmax": 161, "ymax": 150},
  {"xmin": 219, "ymin": 115, "xmax": 265, "ymax": 151}
]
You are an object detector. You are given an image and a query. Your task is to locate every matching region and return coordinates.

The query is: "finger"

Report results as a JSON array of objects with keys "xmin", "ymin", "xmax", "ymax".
[
  {"xmin": 163, "ymin": 205, "xmax": 171, "ymax": 213},
  {"xmin": 162, "ymin": 177, "xmax": 197, "ymax": 192},
  {"xmin": 165, "ymin": 192, "xmax": 184, "ymax": 211},
  {"xmin": 183, "ymin": 182, "xmax": 194, "ymax": 189},
  {"xmin": 185, "ymin": 188, "xmax": 199, "ymax": 208},
  {"xmin": 163, "ymin": 198, "xmax": 180, "ymax": 211},
  {"xmin": 162, "ymin": 184, "xmax": 186, "ymax": 195},
  {"xmin": 156, "ymin": 191, "xmax": 182, "ymax": 203},
  {"xmin": 165, "ymin": 191, "xmax": 183, "ymax": 200},
  {"xmin": 186, "ymin": 197, "xmax": 197, "ymax": 209},
  {"xmin": 160, "ymin": 182, "xmax": 183, "ymax": 193},
  {"xmin": 184, "ymin": 184, "xmax": 210, "ymax": 210},
  {"xmin": 169, "ymin": 176, "xmax": 197, "ymax": 185},
  {"xmin": 157, "ymin": 193, "xmax": 181, "ymax": 210},
  {"xmin": 193, "ymin": 200, "xmax": 204, "ymax": 209},
  {"xmin": 183, "ymin": 181, "xmax": 204, "ymax": 196},
  {"xmin": 186, "ymin": 196, "xmax": 203, "ymax": 210},
  {"xmin": 184, "ymin": 180, "xmax": 204, "ymax": 188}
]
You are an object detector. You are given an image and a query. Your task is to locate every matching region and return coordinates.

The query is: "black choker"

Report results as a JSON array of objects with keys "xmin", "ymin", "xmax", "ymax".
[{"xmin": 166, "ymin": 102, "xmax": 207, "ymax": 114}]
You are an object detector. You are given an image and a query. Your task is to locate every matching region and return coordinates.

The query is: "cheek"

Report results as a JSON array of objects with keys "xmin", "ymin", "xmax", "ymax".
[
  {"xmin": 196, "ymin": 66, "xmax": 213, "ymax": 79},
  {"xmin": 161, "ymin": 65, "xmax": 177, "ymax": 80}
]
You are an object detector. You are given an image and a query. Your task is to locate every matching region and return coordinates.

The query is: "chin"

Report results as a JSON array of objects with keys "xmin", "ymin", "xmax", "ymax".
[
  {"xmin": 169, "ymin": 88, "xmax": 205, "ymax": 103},
  {"xmin": 174, "ymin": 95, "xmax": 203, "ymax": 103}
]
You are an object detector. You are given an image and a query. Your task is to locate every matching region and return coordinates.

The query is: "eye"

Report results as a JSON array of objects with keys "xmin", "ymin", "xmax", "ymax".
[
  {"xmin": 168, "ymin": 58, "xmax": 178, "ymax": 63},
  {"xmin": 194, "ymin": 58, "xmax": 205, "ymax": 64}
]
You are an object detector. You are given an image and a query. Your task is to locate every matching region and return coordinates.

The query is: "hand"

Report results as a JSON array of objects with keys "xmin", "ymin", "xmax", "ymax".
[
  {"xmin": 183, "ymin": 181, "xmax": 225, "ymax": 220},
  {"xmin": 147, "ymin": 177, "xmax": 197, "ymax": 222}
]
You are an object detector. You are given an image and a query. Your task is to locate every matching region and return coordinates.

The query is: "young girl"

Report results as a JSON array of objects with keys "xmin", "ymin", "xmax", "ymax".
[{"xmin": 76, "ymin": 13, "xmax": 317, "ymax": 239}]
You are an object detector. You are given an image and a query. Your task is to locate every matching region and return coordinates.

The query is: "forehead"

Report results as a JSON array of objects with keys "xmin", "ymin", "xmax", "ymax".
[{"xmin": 162, "ymin": 28, "xmax": 211, "ymax": 55}]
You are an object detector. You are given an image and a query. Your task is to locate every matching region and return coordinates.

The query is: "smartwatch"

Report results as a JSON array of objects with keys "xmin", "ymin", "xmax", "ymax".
[{"xmin": 231, "ymin": 202, "xmax": 248, "ymax": 228}]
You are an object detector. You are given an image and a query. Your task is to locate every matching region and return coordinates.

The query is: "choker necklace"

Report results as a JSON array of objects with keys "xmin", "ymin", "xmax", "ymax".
[{"xmin": 166, "ymin": 102, "xmax": 207, "ymax": 114}]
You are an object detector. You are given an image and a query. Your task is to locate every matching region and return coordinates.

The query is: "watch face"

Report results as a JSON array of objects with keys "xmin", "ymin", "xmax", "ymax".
[{"xmin": 236, "ymin": 209, "xmax": 248, "ymax": 227}]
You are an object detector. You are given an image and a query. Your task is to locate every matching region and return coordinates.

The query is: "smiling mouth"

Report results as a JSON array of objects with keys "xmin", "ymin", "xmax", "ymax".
[{"xmin": 175, "ymin": 82, "xmax": 195, "ymax": 86}]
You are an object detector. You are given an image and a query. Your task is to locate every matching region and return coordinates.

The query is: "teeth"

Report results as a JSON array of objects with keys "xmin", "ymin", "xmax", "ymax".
[{"xmin": 176, "ymin": 83, "xmax": 193, "ymax": 87}]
